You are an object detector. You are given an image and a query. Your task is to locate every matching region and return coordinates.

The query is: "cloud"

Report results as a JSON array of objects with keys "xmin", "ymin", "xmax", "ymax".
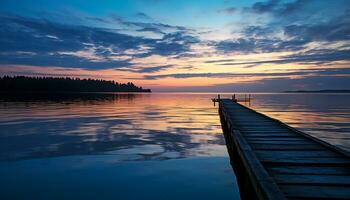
[
  {"xmin": 248, "ymin": 0, "xmax": 304, "ymax": 16},
  {"xmin": 142, "ymin": 68, "xmax": 350, "ymax": 80},
  {"xmin": 218, "ymin": 7, "xmax": 237, "ymax": 15},
  {"xmin": 135, "ymin": 12, "xmax": 154, "ymax": 21},
  {"xmin": 283, "ymin": 14, "xmax": 350, "ymax": 42},
  {"xmin": 207, "ymin": 49, "xmax": 350, "ymax": 67},
  {"xmin": 137, "ymin": 27, "xmax": 165, "ymax": 34},
  {"xmin": 1, "ymin": 1, "xmax": 349, "ymax": 92},
  {"xmin": 109, "ymin": 13, "xmax": 188, "ymax": 33},
  {"xmin": 145, "ymin": 32, "xmax": 200, "ymax": 56},
  {"xmin": 118, "ymin": 64, "xmax": 173, "ymax": 73},
  {"xmin": 218, "ymin": 0, "xmax": 313, "ymax": 20},
  {"xmin": 213, "ymin": 1, "xmax": 350, "ymax": 57},
  {"xmin": 0, "ymin": 53, "xmax": 133, "ymax": 70},
  {"xmin": 281, "ymin": 49, "xmax": 350, "ymax": 64},
  {"xmin": 215, "ymin": 38, "xmax": 256, "ymax": 53},
  {"xmin": 0, "ymin": 14, "xmax": 200, "ymax": 70},
  {"xmin": 215, "ymin": 37, "xmax": 306, "ymax": 54},
  {"xmin": 247, "ymin": 0, "xmax": 305, "ymax": 16},
  {"xmin": 209, "ymin": 75, "xmax": 350, "ymax": 92},
  {"xmin": 250, "ymin": 0, "xmax": 280, "ymax": 14},
  {"xmin": 0, "ymin": 14, "xmax": 150, "ymax": 53},
  {"xmin": 137, "ymin": 65, "xmax": 172, "ymax": 73}
]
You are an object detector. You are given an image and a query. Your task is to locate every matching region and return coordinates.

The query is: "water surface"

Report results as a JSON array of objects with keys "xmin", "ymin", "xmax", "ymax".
[
  {"xmin": 0, "ymin": 93, "xmax": 239, "ymax": 200},
  {"xmin": 1, "ymin": 92, "xmax": 350, "ymax": 199}
]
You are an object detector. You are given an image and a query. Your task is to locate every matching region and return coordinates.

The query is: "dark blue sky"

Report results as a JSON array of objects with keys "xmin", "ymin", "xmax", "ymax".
[{"xmin": 0, "ymin": 0, "xmax": 349, "ymax": 91}]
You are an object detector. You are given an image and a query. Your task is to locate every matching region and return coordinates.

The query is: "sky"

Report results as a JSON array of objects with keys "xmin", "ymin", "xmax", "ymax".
[{"xmin": 0, "ymin": 0, "xmax": 349, "ymax": 92}]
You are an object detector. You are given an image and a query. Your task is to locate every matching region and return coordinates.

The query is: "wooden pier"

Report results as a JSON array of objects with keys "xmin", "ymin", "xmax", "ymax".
[
  {"xmin": 218, "ymin": 99, "xmax": 350, "ymax": 200},
  {"xmin": 212, "ymin": 94, "xmax": 251, "ymax": 106}
]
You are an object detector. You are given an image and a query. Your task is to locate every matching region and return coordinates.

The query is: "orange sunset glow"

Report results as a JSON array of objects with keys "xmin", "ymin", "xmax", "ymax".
[{"xmin": 0, "ymin": 0, "xmax": 349, "ymax": 91}]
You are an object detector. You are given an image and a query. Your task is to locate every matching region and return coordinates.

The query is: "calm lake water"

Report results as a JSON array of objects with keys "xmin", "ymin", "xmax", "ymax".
[{"xmin": 0, "ymin": 93, "xmax": 349, "ymax": 200}]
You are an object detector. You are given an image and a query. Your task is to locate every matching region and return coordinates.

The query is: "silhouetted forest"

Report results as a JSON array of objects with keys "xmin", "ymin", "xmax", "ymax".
[{"xmin": 0, "ymin": 76, "xmax": 151, "ymax": 92}]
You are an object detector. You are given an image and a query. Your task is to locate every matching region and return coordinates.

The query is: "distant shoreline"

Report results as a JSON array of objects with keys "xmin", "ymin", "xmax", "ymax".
[
  {"xmin": 0, "ymin": 91, "xmax": 151, "ymax": 93},
  {"xmin": 0, "ymin": 76, "xmax": 151, "ymax": 93},
  {"xmin": 284, "ymin": 90, "xmax": 350, "ymax": 93}
]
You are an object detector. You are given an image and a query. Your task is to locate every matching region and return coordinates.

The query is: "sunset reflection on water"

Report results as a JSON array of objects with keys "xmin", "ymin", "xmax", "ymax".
[
  {"xmin": 1, "ymin": 92, "xmax": 349, "ymax": 200},
  {"xmin": 0, "ymin": 93, "xmax": 227, "ymax": 161}
]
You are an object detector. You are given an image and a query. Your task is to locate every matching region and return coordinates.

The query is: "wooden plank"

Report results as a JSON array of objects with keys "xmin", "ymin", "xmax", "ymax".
[
  {"xmin": 266, "ymin": 166, "xmax": 350, "ymax": 175},
  {"xmin": 245, "ymin": 136, "xmax": 300, "ymax": 139},
  {"xmin": 256, "ymin": 150, "xmax": 341, "ymax": 159},
  {"xmin": 231, "ymin": 118, "xmax": 275, "ymax": 122},
  {"xmin": 220, "ymin": 105, "xmax": 286, "ymax": 200},
  {"xmin": 248, "ymin": 140, "xmax": 315, "ymax": 145},
  {"xmin": 273, "ymin": 174, "xmax": 350, "ymax": 185},
  {"xmin": 230, "ymin": 100, "xmax": 350, "ymax": 158},
  {"xmin": 229, "ymin": 120, "xmax": 274, "ymax": 123},
  {"xmin": 232, "ymin": 121, "xmax": 275, "ymax": 124},
  {"xmin": 228, "ymin": 129, "xmax": 286, "ymax": 199},
  {"xmin": 235, "ymin": 120, "xmax": 281, "ymax": 123},
  {"xmin": 260, "ymin": 157, "xmax": 350, "ymax": 165},
  {"xmin": 230, "ymin": 115, "xmax": 269, "ymax": 119},
  {"xmin": 236, "ymin": 123, "xmax": 281, "ymax": 126},
  {"xmin": 280, "ymin": 185, "xmax": 350, "ymax": 199},
  {"xmin": 239, "ymin": 127, "xmax": 289, "ymax": 130},
  {"xmin": 234, "ymin": 121, "xmax": 279, "ymax": 124},
  {"xmin": 239, "ymin": 128, "xmax": 290, "ymax": 132},
  {"xmin": 239, "ymin": 125, "xmax": 284, "ymax": 129},
  {"xmin": 244, "ymin": 133, "xmax": 299, "ymax": 137},
  {"xmin": 242, "ymin": 130, "xmax": 296, "ymax": 133},
  {"xmin": 239, "ymin": 126, "xmax": 289, "ymax": 129},
  {"xmin": 251, "ymin": 144, "xmax": 324, "ymax": 151},
  {"xmin": 246, "ymin": 137, "xmax": 306, "ymax": 141}
]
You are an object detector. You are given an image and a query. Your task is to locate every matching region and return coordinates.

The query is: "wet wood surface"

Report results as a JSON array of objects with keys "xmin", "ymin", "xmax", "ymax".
[{"xmin": 219, "ymin": 99, "xmax": 350, "ymax": 200}]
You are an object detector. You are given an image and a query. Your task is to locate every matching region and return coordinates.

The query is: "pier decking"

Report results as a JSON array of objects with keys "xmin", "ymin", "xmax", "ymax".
[{"xmin": 218, "ymin": 99, "xmax": 350, "ymax": 200}]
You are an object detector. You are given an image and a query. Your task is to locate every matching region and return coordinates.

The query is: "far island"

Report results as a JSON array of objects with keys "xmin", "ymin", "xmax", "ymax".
[
  {"xmin": 0, "ymin": 76, "xmax": 151, "ymax": 93},
  {"xmin": 284, "ymin": 89, "xmax": 350, "ymax": 93}
]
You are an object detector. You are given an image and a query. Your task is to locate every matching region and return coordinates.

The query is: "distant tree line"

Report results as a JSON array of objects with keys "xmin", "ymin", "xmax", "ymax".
[{"xmin": 0, "ymin": 76, "xmax": 151, "ymax": 92}]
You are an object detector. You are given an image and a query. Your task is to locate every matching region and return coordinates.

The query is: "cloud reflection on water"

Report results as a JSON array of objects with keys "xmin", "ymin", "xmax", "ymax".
[
  {"xmin": 1, "ymin": 92, "xmax": 349, "ymax": 161},
  {"xmin": 0, "ymin": 93, "xmax": 225, "ymax": 161}
]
